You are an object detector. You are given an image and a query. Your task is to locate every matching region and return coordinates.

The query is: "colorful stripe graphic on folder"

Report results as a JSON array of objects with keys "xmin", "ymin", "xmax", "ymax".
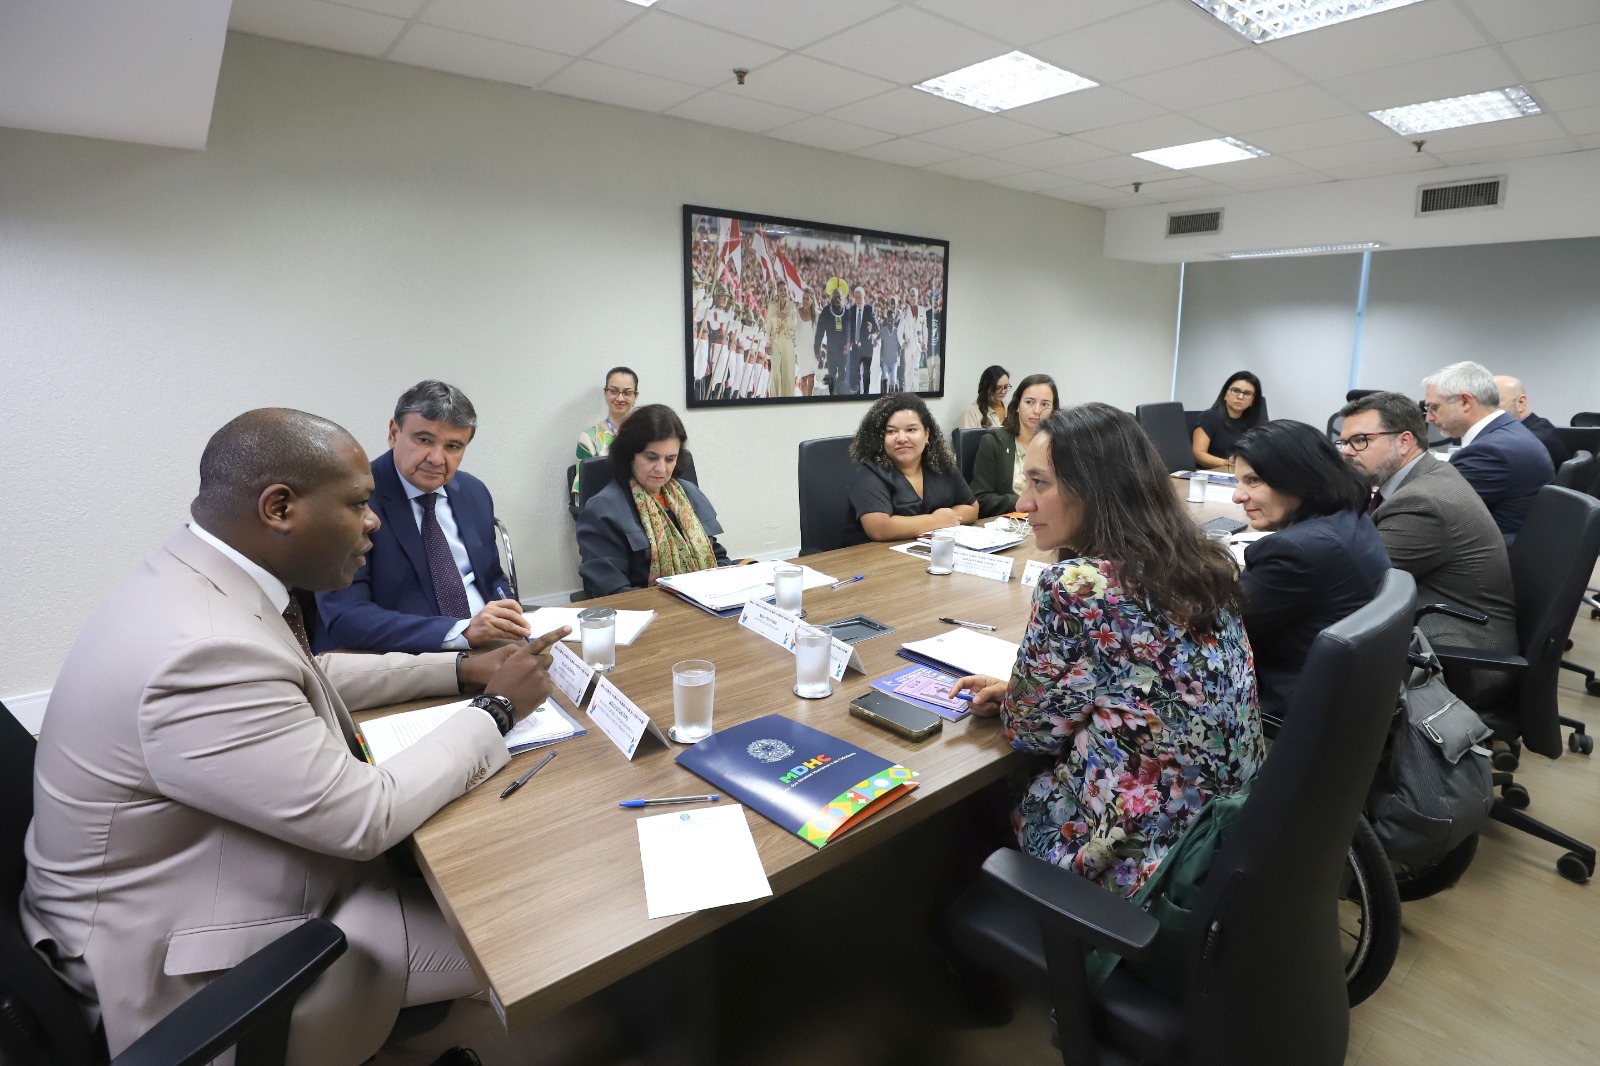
[{"xmin": 675, "ymin": 714, "xmax": 918, "ymax": 849}]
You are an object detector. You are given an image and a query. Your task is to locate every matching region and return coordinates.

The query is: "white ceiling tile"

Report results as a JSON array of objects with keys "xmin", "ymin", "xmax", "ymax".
[
  {"xmin": 727, "ymin": 54, "xmax": 896, "ymax": 112},
  {"xmin": 913, "ymin": 116, "xmax": 1054, "ymax": 153},
  {"xmin": 1006, "ymin": 87, "xmax": 1166, "ymax": 134},
  {"xmin": 335, "ymin": 0, "xmax": 428, "ymax": 17},
  {"xmin": 1064, "ymin": 187, "xmax": 1146, "ymax": 207},
  {"xmin": 1284, "ymin": 136, "xmax": 1422, "ymax": 170},
  {"xmin": 1529, "ymin": 71, "xmax": 1600, "ymax": 111},
  {"xmin": 1259, "ymin": 2, "xmax": 1487, "ymax": 82},
  {"xmin": 1460, "ymin": 0, "xmax": 1600, "ymax": 42},
  {"xmin": 1575, "ymin": 132, "xmax": 1600, "ymax": 149},
  {"xmin": 1221, "ymin": 170, "xmax": 1334, "ymax": 192},
  {"xmin": 420, "ymin": 0, "xmax": 639, "ymax": 57},
  {"xmin": 1323, "ymin": 48, "xmax": 1520, "ymax": 112},
  {"xmin": 388, "ymin": 25, "xmax": 570, "ymax": 88},
  {"xmin": 803, "ymin": 6, "xmax": 1010, "ymax": 86},
  {"xmin": 1560, "ymin": 105, "xmax": 1600, "ymax": 136},
  {"xmin": 229, "ymin": 0, "xmax": 405, "ymax": 57},
  {"xmin": 1431, "ymin": 136, "xmax": 1582, "ymax": 166},
  {"xmin": 1502, "ymin": 23, "xmax": 1600, "ymax": 82},
  {"xmin": 988, "ymin": 136, "xmax": 1116, "ymax": 169},
  {"xmin": 1184, "ymin": 84, "xmax": 1354, "ymax": 133},
  {"xmin": 1099, "ymin": 175, "xmax": 1218, "ymax": 195},
  {"xmin": 1318, "ymin": 155, "xmax": 1446, "ymax": 180},
  {"xmin": 1247, "ymin": 114, "xmax": 1394, "ymax": 154},
  {"xmin": 660, "ymin": 0, "xmax": 896, "ymax": 50},
  {"xmin": 1185, "ymin": 153, "xmax": 1312, "ymax": 183},
  {"xmin": 765, "ymin": 114, "xmax": 894, "ymax": 152},
  {"xmin": 1119, "ymin": 49, "xmax": 1305, "ymax": 112},
  {"xmin": 1037, "ymin": 184, "xmax": 1100, "ymax": 204},
  {"xmin": 910, "ymin": 0, "xmax": 1161, "ymax": 47},
  {"xmin": 664, "ymin": 90, "xmax": 810, "ymax": 133},
  {"xmin": 539, "ymin": 59, "xmax": 703, "ymax": 112},
  {"xmin": 1412, "ymin": 113, "xmax": 1569, "ymax": 153},
  {"xmin": 986, "ymin": 169, "xmax": 1077, "ymax": 192},
  {"xmin": 922, "ymin": 155, "xmax": 1029, "ymax": 180},
  {"xmin": 1050, "ymin": 154, "xmax": 1176, "ymax": 184},
  {"xmin": 827, "ymin": 87, "xmax": 979, "ymax": 136},
  {"xmin": 587, "ymin": 14, "xmax": 785, "ymax": 88},
  {"xmin": 1030, "ymin": 3, "xmax": 1247, "ymax": 83},
  {"xmin": 1075, "ymin": 113, "xmax": 1225, "ymax": 154},
  {"xmin": 851, "ymin": 137, "xmax": 969, "ymax": 167}
]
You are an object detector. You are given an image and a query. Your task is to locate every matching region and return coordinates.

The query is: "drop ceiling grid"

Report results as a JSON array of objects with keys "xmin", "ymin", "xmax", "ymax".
[{"xmin": 223, "ymin": 0, "xmax": 1600, "ymax": 207}]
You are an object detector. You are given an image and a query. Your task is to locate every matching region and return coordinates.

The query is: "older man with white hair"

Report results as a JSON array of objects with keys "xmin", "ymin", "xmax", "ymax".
[{"xmin": 1422, "ymin": 361, "xmax": 1553, "ymax": 543}]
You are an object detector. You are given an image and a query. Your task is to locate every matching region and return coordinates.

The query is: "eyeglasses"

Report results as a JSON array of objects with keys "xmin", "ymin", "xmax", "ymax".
[
  {"xmin": 1421, "ymin": 397, "xmax": 1459, "ymax": 416},
  {"xmin": 1226, "ymin": 387, "xmax": 1256, "ymax": 399},
  {"xmin": 1334, "ymin": 431, "xmax": 1398, "ymax": 453},
  {"xmin": 995, "ymin": 384, "xmax": 1012, "ymax": 395},
  {"xmin": 604, "ymin": 387, "xmax": 638, "ymax": 400}
]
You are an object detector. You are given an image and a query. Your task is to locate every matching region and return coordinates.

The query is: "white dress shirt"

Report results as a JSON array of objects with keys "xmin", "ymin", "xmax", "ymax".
[
  {"xmin": 398, "ymin": 478, "xmax": 486, "ymax": 650},
  {"xmin": 189, "ymin": 522, "xmax": 290, "ymax": 614}
]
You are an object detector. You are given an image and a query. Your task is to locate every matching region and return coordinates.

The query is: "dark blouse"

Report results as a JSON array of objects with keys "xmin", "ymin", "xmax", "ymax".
[
  {"xmin": 843, "ymin": 462, "xmax": 976, "ymax": 547},
  {"xmin": 1197, "ymin": 407, "xmax": 1251, "ymax": 461}
]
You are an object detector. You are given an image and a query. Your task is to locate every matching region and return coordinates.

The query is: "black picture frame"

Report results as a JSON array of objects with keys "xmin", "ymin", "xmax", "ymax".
[{"xmin": 683, "ymin": 204, "xmax": 949, "ymax": 409}]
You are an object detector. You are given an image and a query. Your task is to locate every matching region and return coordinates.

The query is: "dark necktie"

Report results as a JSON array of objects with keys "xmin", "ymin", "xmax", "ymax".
[
  {"xmin": 1366, "ymin": 490, "xmax": 1385, "ymax": 517},
  {"xmin": 417, "ymin": 492, "xmax": 472, "ymax": 619},
  {"xmin": 282, "ymin": 598, "xmax": 316, "ymax": 660}
]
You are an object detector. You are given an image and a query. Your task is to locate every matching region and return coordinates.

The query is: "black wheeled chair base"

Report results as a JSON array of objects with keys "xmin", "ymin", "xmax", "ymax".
[{"xmin": 1487, "ymin": 796, "xmax": 1596, "ymax": 884}]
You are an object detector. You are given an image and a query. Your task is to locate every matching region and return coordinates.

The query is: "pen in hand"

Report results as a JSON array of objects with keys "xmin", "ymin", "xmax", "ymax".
[
  {"xmin": 618, "ymin": 794, "xmax": 720, "ymax": 809},
  {"xmin": 499, "ymin": 750, "xmax": 556, "ymax": 799},
  {"xmin": 940, "ymin": 617, "xmax": 997, "ymax": 632}
]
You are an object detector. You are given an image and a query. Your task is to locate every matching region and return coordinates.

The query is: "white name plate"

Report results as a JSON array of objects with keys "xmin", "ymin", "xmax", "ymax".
[
  {"xmin": 738, "ymin": 596, "xmax": 863, "ymax": 681},
  {"xmin": 586, "ymin": 675, "xmax": 670, "ymax": 760},
  {"xmin": 951, "ymin": 547, "xmax": 1014, "ymax": 582},
  {"xmin": 1021, "ymin": 559, "xmax": 1052, "ymax": 588},
  {"xmin": 548, "ymin": 639, "xmax": 597, "ymax": 709}
]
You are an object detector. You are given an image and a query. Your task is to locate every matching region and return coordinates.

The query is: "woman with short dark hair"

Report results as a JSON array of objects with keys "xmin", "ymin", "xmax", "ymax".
[
  {"xmin": 951, "ymin": 403, "xmax": 1263, "ymax": 894},
  {"xmin": 576, "ymin": 404, "xmax": 730, "ymax": 597},
  {"xmin": 1230, "ymin": 420, "xmax": 1391, "ymax": 722},
  {"xmin": 969, "ymin": 373, "xmax": 1058, "ymax": 516},
  {"xmin": 846, "ymin": 393, "xmax": 978, "ymax": 545},
  {"xmin": 1192, "ymin": 370, "xmax": 1265, "ymax": 471},
  {"xmin": 959, "ymin": 365, "xmax": 1010, "ymax": 429}
]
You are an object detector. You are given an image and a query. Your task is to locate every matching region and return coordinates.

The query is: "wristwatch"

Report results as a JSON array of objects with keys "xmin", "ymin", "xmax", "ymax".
[{"xmin": 470, "ymin": 694, "xmax": 516, "ymax": 736}]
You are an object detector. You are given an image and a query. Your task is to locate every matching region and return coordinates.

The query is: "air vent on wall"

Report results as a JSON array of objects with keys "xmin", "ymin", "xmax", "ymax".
[
  {"xmin": 1417, "ymin": 177, "xmax": 1505, "ymax": 216},
  {"xmin": 1167, "ymin": 209, "xmax": 1222, "ymax": 237}
]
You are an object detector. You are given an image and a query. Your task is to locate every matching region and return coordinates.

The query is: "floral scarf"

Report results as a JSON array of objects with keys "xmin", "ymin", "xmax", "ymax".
[{"xmin": 631, "ymin": 478, "xmax": 718, "ymax": 584}]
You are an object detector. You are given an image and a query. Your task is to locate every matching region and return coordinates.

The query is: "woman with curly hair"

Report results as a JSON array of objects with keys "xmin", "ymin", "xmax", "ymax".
[
  {"xmin": 845, "ymin": 393, "xmax": 978, "ymax": 546},
  {"xmin": 950, "ymin": 403, "xmax": 1263, "ymax": 895}
]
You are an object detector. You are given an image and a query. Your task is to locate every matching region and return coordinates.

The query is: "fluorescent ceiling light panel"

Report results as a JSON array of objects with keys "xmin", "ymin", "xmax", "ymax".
[
  {"xmin": 1213, "ymin": 242, "xmax": 1382, "ymax": 259},
  {"xmin": 1134, "ymin": 137, "xmax": 1268, "ymax": 169},
  {"xmin": 1370, "ymin": 86, "xmax": 1541, "ymax": 136},
  {"xmin": 1189, "ymin": 0, "xmax": 1427, "ymax": 43},
  {"xmin": 619, "ymin": 0, "xmax": 660, "ymax": 6},
  {"xmin": 914, "ymin": 51, "xmax": 1097, "ymax": 113}
]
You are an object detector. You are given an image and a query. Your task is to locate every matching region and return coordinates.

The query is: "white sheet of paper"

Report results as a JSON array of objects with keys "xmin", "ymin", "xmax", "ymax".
[
  {"xmin": 548, "ymin": 639, "xmax": 597, "ymax": 708},
  {"xmin": 525, "ymin": 607, "xmax": 657, "ymax": 646},
  {"xmin": 636, "ymin": 804, "xmax": 773, "ymax": 919},
  {"xmin": 361, "ymin": 699, "xmax": 571, "ymax": 764},
  {"xmin": 901, "ymin": 628, "xmax": 1021, "ymax": 681},
  {"xmin": 586, "ymin": 675, "xmax": 669, "ymax": 760},
  {"xmin": 503, "ymin": 699, "xmax": 578, "ymax": 753},
  {"xmin": 656, "ymin": 561, "xmax": 835, "ymax": 610},
  {"xmin": 919, "ymin": 525, "xmax": 1025, "ymax": 553}
]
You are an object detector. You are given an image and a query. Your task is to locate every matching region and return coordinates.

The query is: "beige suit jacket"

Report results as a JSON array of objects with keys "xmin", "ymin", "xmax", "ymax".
[{"xmin": 21, "ymin": 527, "xmax": 509, "ymax": 1065}]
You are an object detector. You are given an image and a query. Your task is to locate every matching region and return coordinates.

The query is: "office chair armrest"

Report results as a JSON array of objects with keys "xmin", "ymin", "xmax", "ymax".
[
  {"xmin": 112, "ymin": 918, "xmax": 347, "ymax": 1066},
  {"xmin": 1415, "ymin": 601, "xmax": 1489, "ymax": 626},
  {"xmin": 1428, "ymin": 646, "xmax": 1529, "ymax": 673},
  {"xmin": 981, "ymin": 849, "xmax": 1160, "ymax": 963}
]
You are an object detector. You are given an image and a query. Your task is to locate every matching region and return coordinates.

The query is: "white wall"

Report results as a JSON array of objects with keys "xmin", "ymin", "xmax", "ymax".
[{"xmin": 0, "ymin": 32, "xmax": 1180, "ymax": 701}]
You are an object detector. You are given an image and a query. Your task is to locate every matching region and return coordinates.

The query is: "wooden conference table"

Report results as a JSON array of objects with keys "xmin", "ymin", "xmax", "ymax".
[{"xmin": 373, "ymin": 481, "xmax": 1247, "ymax": 1030}]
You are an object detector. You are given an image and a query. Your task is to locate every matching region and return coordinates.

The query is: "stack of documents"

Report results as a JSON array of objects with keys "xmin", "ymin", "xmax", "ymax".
[
  {"xmin": 899, "ymin": 627, "xmax": 1021, "ymax": 681},
  {"xmin": 656, "ymin": 561, "xmax": 835, "ymax": 617},
  {"xmin": 917, "ymin": 525, "xmax": 1025, "ymax": 553},
  {"xmin": 524, "ymin": 606, "xmax": 656, "ymax": 646},
  {"xmin": 358, "ymin": 698, "xmax": 585, "ymax": 764}
]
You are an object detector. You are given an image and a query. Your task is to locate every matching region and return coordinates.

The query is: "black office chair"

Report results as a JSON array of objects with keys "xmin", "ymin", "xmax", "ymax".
[
  {"xmin": 952, "ymin": 427, "xmax": 987, "ymax": 486},
  {"xmin": 1135, "ymin": 402, "xmax": 1195, "ymax": 474},
  {"xmin": 1324, "ymin": 389, "xmax": 1383, "ymax": 442},
  {"xmin": 575, "ymin": 453, "xmax": 701, "ymax": 515},
  {"xmin": 493, "ymin": 518, "xmax": 519, "ymax": 603},
  {"xmin": 0, "ymin": 701, "xmax": 348, "ymax": 1066},
  {"xmin": 565, "ymin": 464, "xmax": 579, "ymax": 521},
  {"xmin": 1430, "ymin": 485, "xmax": 1600, "ymax": 882},
  {"xmin": 1571, "ymin": 412, "xmax": 1600, "ymax": 428},
  {"xmin": 1553, "ymin": 450, "xmax": 1596, "ymax": 492},
  {"xmin": 797, "ymin": 436, "xmax": 853, "ymax": 556},
  {"xmin": 944, "ymin": 570, "xmax": 1416, "ymax": 1066},
  {"xmin": 1184, "ymin": 409, "xmax": 1206, "ymax": 433}
]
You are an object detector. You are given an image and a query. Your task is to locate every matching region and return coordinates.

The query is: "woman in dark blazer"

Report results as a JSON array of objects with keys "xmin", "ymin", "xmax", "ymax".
[
  {"xmin": 577, "ymin": 405, "xmax": 730, "ymax": 598},
  {"xmin": 969, "ymin": 374, "xmax": 1059, "ymax": 517},
  {"xmin": 1230, "ymin": 420, "xmax": 1392, "ymax": 723},
  {"xmin": 845, "ymin": 393, "xmax": 978, "ymax": 546}
]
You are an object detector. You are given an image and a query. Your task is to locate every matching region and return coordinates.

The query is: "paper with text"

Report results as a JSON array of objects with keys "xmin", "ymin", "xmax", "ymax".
[
  {"xmin": 526, "ymin": 607, "xmax": 656, "ymax": 646},
  {"xmin": 548, "ymin": 640, "xmax": 597, "ymax": 708},
  {"xmin": 587, "ymin": 675, "xmax": 670, "ymax": 760}
]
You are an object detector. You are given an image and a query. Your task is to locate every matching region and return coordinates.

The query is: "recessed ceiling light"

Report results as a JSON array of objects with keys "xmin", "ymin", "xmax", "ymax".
[
  {"xmin": 1189, "ymin": 0, "xmax": 1427, "ymax": 43},
  {"xmin": 1370, "ymin": 86, "xmax": 1542, "ymax": 136},
  {"xmin": 619, "ymin": 0, "xmax": 661, "ymax": 6},
  {"xmin": 1134, "ymin": 137, "xmax": 1269, "ymax": 169},
  {"xmin": 914, "ymin": 51, "xmax": 1097, "ymax": 113},
  {"xmin": 1213, "ymin": 242, "xmax": 1383, "ymax": 259}
]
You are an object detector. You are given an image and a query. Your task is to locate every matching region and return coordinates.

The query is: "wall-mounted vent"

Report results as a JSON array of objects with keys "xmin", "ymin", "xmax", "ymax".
[
  {"xmin": 1167, "ymin": 209, "xmax": 1222, "ymax": 236},
  {"xmin": 1417, "ymin": 177, "xmax": 1505, "ymax": 216}
]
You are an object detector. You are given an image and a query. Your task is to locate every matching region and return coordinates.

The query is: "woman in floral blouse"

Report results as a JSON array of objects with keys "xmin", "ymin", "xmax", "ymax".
[{"xmin": 952, "ymin": 404, "xmax": 1265, "ymax": 896}]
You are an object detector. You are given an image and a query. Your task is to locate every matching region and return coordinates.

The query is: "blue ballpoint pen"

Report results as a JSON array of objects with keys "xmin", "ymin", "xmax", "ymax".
[
  {"xmin": 618, "ymin": 794, "xmax": 720, "ymax": 808},
  {"xmin": 830, "ymin": 574, "xmax": 865, "ymax": 590}
]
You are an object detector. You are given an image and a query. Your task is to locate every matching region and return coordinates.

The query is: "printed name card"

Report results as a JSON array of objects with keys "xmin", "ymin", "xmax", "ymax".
[
  {"xmin": 1021, "ymin": 559, "xmax": 1052, "ymax": 588},
  {"xmin": 548, "ymin": 640, "xmax": 597, "ymax": 709},
  {"xmin": 950, "ymin": 547, "xmax": 1014, "ymax": 582},
  {"xmin": 587, "ymin": 675, "xmax": 671, "ymax": 760},
  {"xmin": 738, "ymin": 596, "xmax": 863, "ymax": 681}
]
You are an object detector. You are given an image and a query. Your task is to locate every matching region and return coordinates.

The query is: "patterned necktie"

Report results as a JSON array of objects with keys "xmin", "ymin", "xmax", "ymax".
[
  {"xmin": 1366, "ymin": 490, "xmax": 1385, "ymax": 517},
  {"xmin": 417, "ymin": 492, "xmax": 472, "ymax": 618},
  {"xmin": 282, "ymin": 598, "xmax": 316, "ymax": 660}
]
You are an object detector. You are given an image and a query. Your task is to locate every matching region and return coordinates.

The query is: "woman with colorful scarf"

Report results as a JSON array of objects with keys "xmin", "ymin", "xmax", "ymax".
[{"xmin": 577, "ymin": 404, "xmax": 731, "ymax": 598}]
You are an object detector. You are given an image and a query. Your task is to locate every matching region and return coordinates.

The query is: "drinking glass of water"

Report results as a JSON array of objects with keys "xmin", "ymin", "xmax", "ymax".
[
  {"xmin": 669, "ymin": 659, "xmax": 716, "ymax": 743},
  {"xmin": 578, "ymin": 607, "xmax": 616, "ymax": 673},
  {"xmin": 793, "ymin": 626, "xmax": 833, "ymax": 699},
  {"xmin": 927, "ymin": 530, "xmax": 956, "ymax": 575},
  {"xmin": 773, "ymin": 563, "xmax": 805, "ymax": 617}
]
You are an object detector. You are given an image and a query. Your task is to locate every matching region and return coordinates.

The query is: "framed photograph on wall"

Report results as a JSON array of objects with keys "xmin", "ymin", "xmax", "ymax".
[{"xmin": 683, "ymin": 205, "xmax": 949, "ymax": 409}]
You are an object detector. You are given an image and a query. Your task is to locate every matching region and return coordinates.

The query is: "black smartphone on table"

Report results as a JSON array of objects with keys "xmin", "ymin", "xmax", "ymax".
[{"xmin": 848, "ymin": 690, "xmax": 943, "ymax": 741}]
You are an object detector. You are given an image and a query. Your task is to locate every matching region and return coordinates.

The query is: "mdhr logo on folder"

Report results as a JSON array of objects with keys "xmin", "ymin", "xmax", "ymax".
[{"xmin": 675, "ymin": 714, "xmax": 918, "ymax": 848}]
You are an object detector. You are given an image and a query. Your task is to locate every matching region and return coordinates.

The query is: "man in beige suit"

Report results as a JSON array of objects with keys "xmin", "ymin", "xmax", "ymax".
[{"xmin": 21, "ymin": 408, "xmax": 565, "ymax": 1066}]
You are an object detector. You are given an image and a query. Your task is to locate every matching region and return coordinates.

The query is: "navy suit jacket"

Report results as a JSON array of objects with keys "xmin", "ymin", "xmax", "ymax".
[
  {"xmin": 314, "ymin": 451, "xmax": 507, "ymax": 653},
  {"xmin": 1241, "ymin": 508, "xmax": 1391, "ymax": 723},
  {"xmin": 1450, "ymin": 412, "xmax": 1555, "ymax": 543},
  {"xmin": 1520, "ymin": 412, "xmax": 1572, "ymax": 469}
]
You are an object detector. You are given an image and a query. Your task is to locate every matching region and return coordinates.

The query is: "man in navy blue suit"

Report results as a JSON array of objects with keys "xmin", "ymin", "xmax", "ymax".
[
  {"xmin": 1423, "ymin": 361, "xmax": 1554, "ymax": 544},
  {"xmin": 315, "ymin": 381, "xmax": 529, "ymax": 652}
]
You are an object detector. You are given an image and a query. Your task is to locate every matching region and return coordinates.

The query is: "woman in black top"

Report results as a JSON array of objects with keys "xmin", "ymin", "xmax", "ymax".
[
  {"xmin": 969, "ymin": 373, "xmax": 1058, "ymax": 516},
  {"xmin": 1193, "ymin": 370, "xmax": 1265, "ymax": 471},
  {"xmin": 846, "ymin": 393, "xmax": 978, "ymax": 546},
  {"xmin": 1230, "ymin": 420, "xmax": 1391, "ymax": 723}
]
